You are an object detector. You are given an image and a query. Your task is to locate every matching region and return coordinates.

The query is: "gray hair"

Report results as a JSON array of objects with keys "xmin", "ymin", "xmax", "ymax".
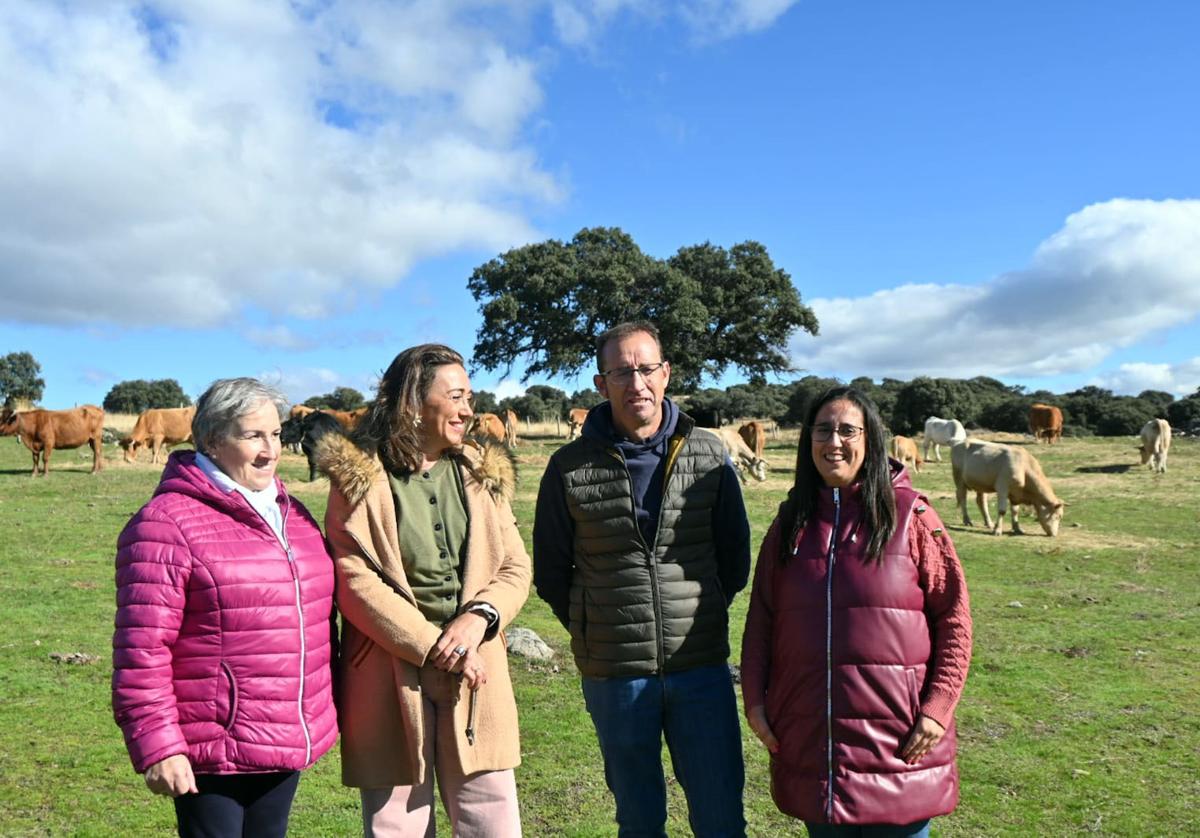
[
  {"xmin": 192, "ymin": 377, "xmax": 289, "ymax": 455},
  {"xmin": 595, "ymin": 321, "xmax": 662, "ymax": 373}
]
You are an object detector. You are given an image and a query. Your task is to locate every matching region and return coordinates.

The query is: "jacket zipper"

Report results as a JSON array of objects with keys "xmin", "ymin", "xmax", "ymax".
[
  {"xmin": 825, "ymin": 487, "xmax": 840, "ymax": 821},
  {"xmin": 281, "ymin": 501, "xmax": 313, "ymax": 766},
  {"xmin": 608, "ymin": 436, "xmax": 683, "ymax": 673}
]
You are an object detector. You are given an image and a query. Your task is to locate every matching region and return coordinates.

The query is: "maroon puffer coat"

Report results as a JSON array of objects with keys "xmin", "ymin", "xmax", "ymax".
[
  {"xmin": 112, "ymin": 451, "xmax": 337, "ymax": 775},
  {"xmin": 742, "ymin": 465, "xmax": 958, "ymax": 825}
]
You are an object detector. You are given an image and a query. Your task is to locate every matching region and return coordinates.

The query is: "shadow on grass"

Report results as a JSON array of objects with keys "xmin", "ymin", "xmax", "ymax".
[{"xmin": 1075, "ymin": 464, "xmax": 1133, "ymax": 474}]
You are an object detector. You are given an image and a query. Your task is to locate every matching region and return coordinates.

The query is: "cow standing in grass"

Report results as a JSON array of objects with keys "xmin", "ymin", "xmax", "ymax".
[
  {"xmin": 951, "ymin": 439, "xmax": 1064, "ymax": 536},
  {"xmin": 0, "ymin": 405, "xmax": 105, "ymax": 475},
  {"xmin": 923, "ymin": 417, "xmax": 967, "ymax": 463},
  {"xmin": 890, "ymin": 435, "xmax": 923, "ymax": 473},
  {"xmin": 566, "ymin": 407, "xmax": 588, "ymax": 440},
  {"xmin": 1029, "ymin": 403, "xmax": 1064, "ymax": 444},
  {"xmin": 1137, "ymin": 418, "xmax": 1171, "ymax": 473},
  {"xmin": 120, "ymin": 406, "xmax": 196, "ymax": 464}
]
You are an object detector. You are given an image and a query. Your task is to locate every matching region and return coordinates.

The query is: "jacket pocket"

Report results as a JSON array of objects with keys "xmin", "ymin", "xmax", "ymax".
[{"xmin": 219, "ymin": 661, "xmax": 238, "ymax": 731}]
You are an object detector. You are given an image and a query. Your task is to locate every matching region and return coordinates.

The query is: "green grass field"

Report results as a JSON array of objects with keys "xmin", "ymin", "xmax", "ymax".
[{"xmin": 0, "ymin": 430, "xmax": 1196, "ymax": 836}]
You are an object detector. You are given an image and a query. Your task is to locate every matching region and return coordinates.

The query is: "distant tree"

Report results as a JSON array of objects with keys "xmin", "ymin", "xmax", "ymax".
[
  {"xmin": 1095, "ymin": 397, "xmax": 1156, "ymax": 436},
  {"xmin": 1136, "ymin": 390, "xmax": 1174, "ymax": 417},
  {"xmin": 0, "ymin": 351, "xmax": 45, "ymax": 406},
  {"xmin": 468, "ymin": 227, "xmax": 819, "ymax": 391},
  {"xmin": 723, "ymin": 382, "xmax": 790, "ymax": 421},
  {"xmin": 1062, "ymin": 386, "xmax": 1116, "ymax": 433},
  {"xmin": 103, "ymin": 379, "xmax": 191, "ymax": 413},
  {"xmin": 890, "ymin": 377, "xmax": 980, "ymax": 435},
  {"xmin": 472, "ymin": 390, "xmax": 499, "ymax": 415},
  {"xmin": 566, "ymin": 388, "xmax": 604, "ymax": 414},
  {"xmin": 782, "ymin": 376, "xmax": 844, "ymax": 426},
  {"xmin": 501, "ymin": 385, "xmax": 567, "ymax": 423},
  {"xmin": 977, "ymin": 398, "xmax": 1036, "ymax": 434},
  {"xmin": 1166, "ymin": 396, "xmax": 1200, "ymax": 430},
  {"xmin": 304, "ymin": 387, "xmax": 365, "ymax": 411}
]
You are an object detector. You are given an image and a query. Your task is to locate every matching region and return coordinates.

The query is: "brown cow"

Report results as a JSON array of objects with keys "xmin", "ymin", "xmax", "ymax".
[
  {"xmin": 471, "ymin": 412, "xmax": 507, "ymax": 443},
  {"xmin": 320, "ymin": 408, "xmax": 361, "ymax": 431},
  {"xmin": 290, "ymin": 404, "xmax": 315, "ymax": 420},
  {"xmin": 567, "ymin": 407, "xmax": 589, "ymax": 440},
  {"xmin": 503, "ymin": 409, "xmax": 519, "ymax": 449},
  {"xmin": 737, "ymin": 420, "xmax": 766, "ymax": 459},
  {"xmin": 890, "ymin": 435, "xmax": 923, "ymax": 473},
  {"xmin": 120, "ymin": 406, "xmax": 196, "ymax": 464},
  {"xmin": 0, "ymin": 405, "xmax": 105, "ymax": 475},
  {"xmin": 1029, "ymin": 403, "xmax": 1063, "ymax": 444}
]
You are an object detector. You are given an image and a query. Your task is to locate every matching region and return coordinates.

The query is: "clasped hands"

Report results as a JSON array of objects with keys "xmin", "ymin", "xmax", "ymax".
[{"xmin": 430, "ymin": 610, "xmax": 489, "ymax": 690}]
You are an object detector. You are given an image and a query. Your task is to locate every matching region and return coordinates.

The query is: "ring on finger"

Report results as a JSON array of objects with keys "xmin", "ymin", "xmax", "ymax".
[{"xmin": 453, "ymin": 645, "xmax": 467, "ymax": 656}]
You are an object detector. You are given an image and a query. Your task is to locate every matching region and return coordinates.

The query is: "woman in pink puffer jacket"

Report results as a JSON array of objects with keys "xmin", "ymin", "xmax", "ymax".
[{"xmin": 112, "ymin": 378, "xmax": 337, "ymax": 837}]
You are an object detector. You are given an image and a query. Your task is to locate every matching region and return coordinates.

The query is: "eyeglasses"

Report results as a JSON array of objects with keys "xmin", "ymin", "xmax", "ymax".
[
  {"xmin": 601, "ymin": 362, "xmax": 666, "ymax": 383},
  {"xmin": 811, "ymin": 423, "xmax": 864, "ymax": 442}
]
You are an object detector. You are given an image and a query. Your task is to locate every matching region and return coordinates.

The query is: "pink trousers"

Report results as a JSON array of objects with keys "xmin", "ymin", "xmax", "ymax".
[{"xmin": 360, "ymin": 667, "xmax": 521, "ymax": 837}]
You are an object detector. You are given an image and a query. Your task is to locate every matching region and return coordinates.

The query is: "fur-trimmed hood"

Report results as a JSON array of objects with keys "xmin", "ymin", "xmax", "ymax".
[{"xmin": 316, "ymin": 433, "xmax": 517, "ymax": 507}]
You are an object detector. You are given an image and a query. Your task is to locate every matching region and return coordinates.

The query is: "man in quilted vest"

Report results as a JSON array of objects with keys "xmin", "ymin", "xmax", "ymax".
[{"xmin": 534, "ymin": 321, "xmax": 751, "ymax": 837}]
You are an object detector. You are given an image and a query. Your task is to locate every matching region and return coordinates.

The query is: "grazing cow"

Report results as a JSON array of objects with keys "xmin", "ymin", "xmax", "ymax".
[
  {"xmin": 471, "ymin": 412, "xmax": 507, "ymax": 444},
  {"xmin": 120, "ymin": 406, "xmax": 195, "ymax": 464},
  {"xmin": 923, "ymin": 416, "xmax": 967, "ymax": 463},
  {"xmin": 566, "ymin": 407, "xmax": 589, "ymax": 440},
  {"xmin": 951, "ymin": 439, "xmax": 1064, "ymax": 536},
  {"xmin": 1029, "ymin": 403, "xmax": 1064, "ymax": 444},
  {"xmin": 503, "ymin": 409, "xmax": 519, "ymax": 449},
  {"xmin": 737, "ymin": 420, "xmax": 766, "ymax": 459},
  {"xmin": 1137, "ymin": 418, "xmax": 1171, "ymax": 473},
  {"xmin": 890, "ymin": 435, "xmax": 923, "ymax": 474},
  {"xmin": 0, "ymin": 405, "xmax": 105, "ymax": 475},
  {"xmin": 282, "ymin": 411, "xmax": 345, "ymax": 481},
  {"xmin": 698, "ymin": 427, "xmax": 768, "ymax": 483}
]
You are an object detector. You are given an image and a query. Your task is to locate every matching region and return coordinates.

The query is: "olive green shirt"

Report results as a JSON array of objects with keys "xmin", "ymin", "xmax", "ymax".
[{"xmin": 388, "ymin": 458, "xmax": 468, "ymax": 624}]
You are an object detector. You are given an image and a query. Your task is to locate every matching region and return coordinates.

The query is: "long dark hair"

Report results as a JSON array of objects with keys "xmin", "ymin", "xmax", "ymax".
[
  {"xmin": 353, "ymin": 344, "xmax": 465, "ymax": 475},
  {"xmin": 778, "ymin": 387, "xmax": 896, "ymax": 564}
]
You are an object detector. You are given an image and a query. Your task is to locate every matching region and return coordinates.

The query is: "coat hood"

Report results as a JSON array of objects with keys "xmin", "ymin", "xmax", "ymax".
[{"xmin": 316, "ymin": 433, "xmax": 517, "ymax": 507}]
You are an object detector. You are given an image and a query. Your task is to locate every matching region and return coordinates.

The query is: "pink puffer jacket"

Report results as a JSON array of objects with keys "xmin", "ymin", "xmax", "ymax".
[{"xmin": 112, "ymin": 451, "xmax": 338, "ymax": 775}]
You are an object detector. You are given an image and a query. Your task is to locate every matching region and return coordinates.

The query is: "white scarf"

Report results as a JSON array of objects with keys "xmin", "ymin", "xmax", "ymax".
[{"xmin": 194, "ymin": 452, "xmax": 288, "ymax": 549}]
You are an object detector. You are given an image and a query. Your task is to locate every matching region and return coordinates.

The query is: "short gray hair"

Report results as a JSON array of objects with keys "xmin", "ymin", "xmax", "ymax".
[{"xmin": 192, "ymin": 377, "xmax": 289, "ymax": 455}]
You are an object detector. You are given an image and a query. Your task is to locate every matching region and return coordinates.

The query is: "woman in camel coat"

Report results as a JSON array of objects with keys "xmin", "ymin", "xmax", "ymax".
[{"xmin": 320, "ymin": 344, "xmax": 530, "ymax": 837}]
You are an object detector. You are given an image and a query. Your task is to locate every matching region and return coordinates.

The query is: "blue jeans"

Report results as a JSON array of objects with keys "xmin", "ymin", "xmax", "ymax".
[
  {"xmin": 805, "ymin": 820, "xmax": 931, "ymax": 838},
  {"xmin": 582, "ymin": 663, "xmax": 746, "ymax": 838}
]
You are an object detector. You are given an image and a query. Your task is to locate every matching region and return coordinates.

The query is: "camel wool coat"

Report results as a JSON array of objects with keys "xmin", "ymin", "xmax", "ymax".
[{"xmin": 318, "ymin": 434, "xmax": 531, "ymax": 788}]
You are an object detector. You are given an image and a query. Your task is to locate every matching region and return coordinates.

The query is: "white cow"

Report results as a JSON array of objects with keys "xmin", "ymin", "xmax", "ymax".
[
  {"xmin": 1137, "ymin": 418, "xmax": 1171, "ymax": 473},
  {"xmin": 951, "ymin": 439, "xmax": 1064, "ymax": 536},
  {"xmin": 699, "ymin": 427, "xmax": 768, "ymax": 483},
  {"xmin": 923, "ymin": 417, "xmax": 967, "ymax": 463}
]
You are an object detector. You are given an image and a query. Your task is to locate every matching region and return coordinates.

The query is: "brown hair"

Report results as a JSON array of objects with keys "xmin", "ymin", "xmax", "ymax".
[{"xmin": 354, "ymin": 344, "xmax": 465, "ymax": 475}]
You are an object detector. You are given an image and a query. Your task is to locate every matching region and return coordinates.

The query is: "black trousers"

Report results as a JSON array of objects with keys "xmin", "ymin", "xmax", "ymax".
[{"xmin": 173, "ymin": 771, "xmax": 300, "ymax": 838}]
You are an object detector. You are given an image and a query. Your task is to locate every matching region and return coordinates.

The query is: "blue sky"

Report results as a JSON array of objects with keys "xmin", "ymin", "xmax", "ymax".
[{"xmin": 2, "ymin": 0, "xmax": 1198, "ymax": 408}]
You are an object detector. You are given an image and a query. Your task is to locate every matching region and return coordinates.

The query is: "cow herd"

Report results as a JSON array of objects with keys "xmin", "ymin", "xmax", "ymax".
[{"xmin": 0, "ymin": 402, "xmax": 1182, "ymax": 538}]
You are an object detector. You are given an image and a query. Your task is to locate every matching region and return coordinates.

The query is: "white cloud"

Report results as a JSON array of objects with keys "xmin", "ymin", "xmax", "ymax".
[
  {"xmin": 1092, "ymin": 358, "xmax": 1200, "ymax": 398},
  {"xmin": 792, "ymin": 199, "xmax": 1200, "ymax": 381},
  {"xmin": 257, "ymin": 366, "xmax": 376, "ymax": 406},
  {"xmin": 678, "ymin": 0, "xmax": 800, "ymax": 40},
  {"xmin": 244, "ymin": 325, "xmax": 317, "ymax": 352},
  {"xmin": 0, "ymin": 1, "xmax": 559, "ymax": 329}
]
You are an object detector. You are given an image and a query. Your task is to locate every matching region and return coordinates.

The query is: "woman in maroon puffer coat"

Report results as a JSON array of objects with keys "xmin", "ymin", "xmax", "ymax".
[
  {"xmin": 742, "ymin": 387, "xmax": 972, "ymax": 838},
  {"xmin": 112, "ymin": 378, "xmax": 337, "ymax": 837}
]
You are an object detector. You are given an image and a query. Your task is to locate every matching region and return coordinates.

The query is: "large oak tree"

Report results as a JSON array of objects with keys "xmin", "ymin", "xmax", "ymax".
[{"xmin": 467, "ymin": 227, "xmax": 818, "ymax": 391}]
